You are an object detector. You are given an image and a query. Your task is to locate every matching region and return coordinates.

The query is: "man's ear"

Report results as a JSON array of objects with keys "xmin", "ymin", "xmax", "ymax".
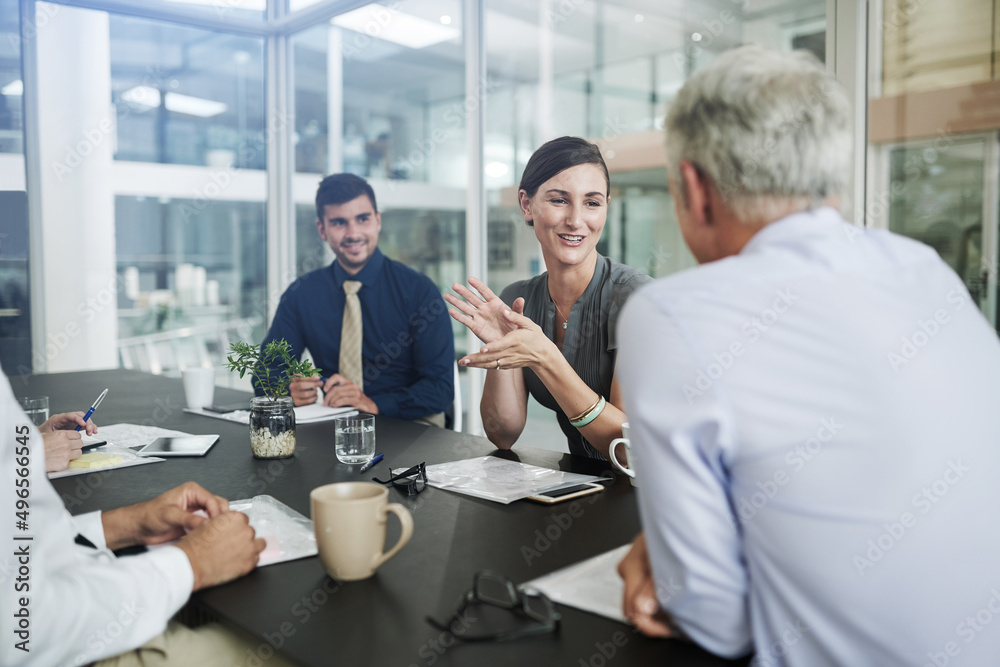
[
  {"xmin": 678, "ymin": 161, "xmax": 712, "ymax": 226},
  {"xmin": 316, "ymin": 218, "xmax": 326, "ymax": 240}
]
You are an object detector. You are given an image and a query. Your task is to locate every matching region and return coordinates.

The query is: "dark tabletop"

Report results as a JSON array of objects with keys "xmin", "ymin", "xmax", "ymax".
[{"xmin": 18, "ymin": 369, "xmax": 749, "ymax": 667}]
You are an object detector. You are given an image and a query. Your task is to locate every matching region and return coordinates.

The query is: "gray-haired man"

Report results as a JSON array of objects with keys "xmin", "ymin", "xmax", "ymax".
[{"xmin": 616, "ymin": 45, "xmax": 1000, "ymax": 665}]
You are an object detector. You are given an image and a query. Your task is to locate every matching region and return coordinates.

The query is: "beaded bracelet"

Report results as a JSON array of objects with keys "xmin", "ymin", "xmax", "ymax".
[{"xmin": 570, "ymin": 396, "xmax": 606, "ymax": 428}]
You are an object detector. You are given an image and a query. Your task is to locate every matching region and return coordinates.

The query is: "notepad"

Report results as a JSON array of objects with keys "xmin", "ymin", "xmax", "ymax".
[
  {"xmin": 69, "ymin": 452, "xmax": 123, "ymax": 469},
  {"xmin": 524, "ymin": 545, "xmax": 631, "ymax": 624},
  {"xmin": 184, "ymin": 404, "xmax": 357, "ymax": 424}
]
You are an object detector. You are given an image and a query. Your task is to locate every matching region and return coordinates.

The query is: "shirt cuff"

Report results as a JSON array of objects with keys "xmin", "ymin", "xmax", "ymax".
[
  {"xmin": 71, "ymin": 511, "xmax": 108, "ymax": 551},
  {"xmin": 145, "ymin": 545, "xmax": 196, "ymax": 614}
]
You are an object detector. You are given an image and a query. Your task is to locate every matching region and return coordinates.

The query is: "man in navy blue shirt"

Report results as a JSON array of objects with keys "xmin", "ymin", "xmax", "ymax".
[{"xmin": 260, "ymin": 174, "xmax": 454, "ymax": 425}]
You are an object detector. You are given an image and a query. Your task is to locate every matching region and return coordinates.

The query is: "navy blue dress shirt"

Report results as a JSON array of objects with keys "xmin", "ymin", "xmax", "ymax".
[{"xmin": 259, "ymin": 248, "xmax": 454, "ymax": 420}]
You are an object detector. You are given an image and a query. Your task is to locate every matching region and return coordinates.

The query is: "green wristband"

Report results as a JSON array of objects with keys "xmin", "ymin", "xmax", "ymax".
[{"xmin": 570, "ymin": 396, "xmax": 606, "ymax": 428}]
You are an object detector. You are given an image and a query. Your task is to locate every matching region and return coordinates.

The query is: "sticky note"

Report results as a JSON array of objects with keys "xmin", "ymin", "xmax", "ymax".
[{"xmin": 69, "ymin": 453, "xmax": 123, "ymax": 469}]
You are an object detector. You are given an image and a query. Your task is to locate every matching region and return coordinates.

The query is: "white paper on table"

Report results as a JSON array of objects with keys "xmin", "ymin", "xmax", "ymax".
[
  {"xmin": 47, "ymin": 442, "xmax": 165, "ymax": 479},
  {"xmin": 147, "ymin": 495, "xmax": 316, "ymax": 567},
  {"xmin": 184, "ymin": 404, "xmax": 357, "ymax": 424},
  {"xmin": 422, "ymin": 456, "xmax": 601, "ymax": 504},
  {"xmin": 91, "ymin": 423, "xmax": 191, "ymax": 449},
  {"xmin": 524, "ymin": 544, "xmax": 631, "ymax": 624}
]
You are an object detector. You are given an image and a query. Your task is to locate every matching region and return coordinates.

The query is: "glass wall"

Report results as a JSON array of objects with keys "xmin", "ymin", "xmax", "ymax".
[
  {"xmin": 290, "ymin": 1, "xmax": 468, "ymax": 352},
  {"xmin": 110, "ymin": 16, "xmax": 266, "ymax": 169},
  {"xmin": 0, "ymin": 0, "xmax": 28, "ymax": 376},
  {"xmin": 869, "ymin": 0, "xmax": 1000, "ymax": 330}
]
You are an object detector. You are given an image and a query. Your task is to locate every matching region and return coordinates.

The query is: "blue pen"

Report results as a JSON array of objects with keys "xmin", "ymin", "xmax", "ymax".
[
  {"xmin": 359, "ymin": 453, "xmax": 383, "ymax": 473},
  {"xmin": 75, "ymin": 388, "xmax": 109, "ymax": 431}
]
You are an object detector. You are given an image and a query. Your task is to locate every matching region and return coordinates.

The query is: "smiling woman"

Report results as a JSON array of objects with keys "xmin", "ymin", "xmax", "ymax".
[{"xmin": 446, "ymin": 137, "xmax": 650, "ymax": 460}]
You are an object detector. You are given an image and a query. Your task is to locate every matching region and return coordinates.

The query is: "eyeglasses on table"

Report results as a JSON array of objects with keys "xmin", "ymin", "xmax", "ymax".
[
  {"xmin": 426, "ymin": 570, "xmax": 560, "ymax": 642},
  {"xmin": 372, "ymin": 461, "xmax": 427, "ymax": 496}
]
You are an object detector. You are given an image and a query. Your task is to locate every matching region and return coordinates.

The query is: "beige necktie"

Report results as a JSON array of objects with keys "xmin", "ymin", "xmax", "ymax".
[{"xmin": 340, "ymin": 280, "xmax": 364, "ymax": 390}]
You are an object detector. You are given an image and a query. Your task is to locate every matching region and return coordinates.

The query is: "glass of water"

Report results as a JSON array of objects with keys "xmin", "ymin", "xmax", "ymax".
[
  {"xmin": 335, "ymin": 414, "xmax": 375, "ymax": 464},
  {"xmin": 17, "ymin": 396, "xmax": 49, "ymax": 427}
]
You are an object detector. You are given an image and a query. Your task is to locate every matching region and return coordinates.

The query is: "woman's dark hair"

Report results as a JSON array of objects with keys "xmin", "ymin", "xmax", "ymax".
[
  {"xmin": 518, "ymin": 136, "xmax": 610, "ymax": 226},
  {"xmin": 315, "ymin": 173, "xmax": 378, "ymax": 220}
]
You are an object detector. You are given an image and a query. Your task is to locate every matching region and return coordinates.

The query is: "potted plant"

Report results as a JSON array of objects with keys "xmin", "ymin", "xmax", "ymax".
[{"xmin": 226, "ymin": 339, "xmax": 320, "ymax": 458}]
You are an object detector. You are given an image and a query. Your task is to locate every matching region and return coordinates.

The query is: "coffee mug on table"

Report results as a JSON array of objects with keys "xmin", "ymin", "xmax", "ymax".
[
  {"xmin": 310, "ymin": 482, "xmax": 413, "ymax": 581},
  {"xmin": 182, "ymin": 367, "xmax": 215, "ymax": 410},
  {"xmin": 610, "ymin": 421, "xmax": 636, "ymax": 486}
]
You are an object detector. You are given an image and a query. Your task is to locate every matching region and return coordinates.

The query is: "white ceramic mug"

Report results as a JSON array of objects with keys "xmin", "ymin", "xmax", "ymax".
[
  {"xmin": 610, "ymin": 421, "xmax": 636, "ymax": 486},
  {"xmin": 310, "ymin": 482, "xmax": 413, "ymax": 581},
  {"xmin": 182, "ymin": 367, "xmax": 216, "ymax": 409}
]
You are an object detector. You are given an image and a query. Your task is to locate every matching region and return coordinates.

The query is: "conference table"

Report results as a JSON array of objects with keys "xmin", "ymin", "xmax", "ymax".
[{"xmin": 20, "ymin": 369, "xmax": 749, "ymax": 667}]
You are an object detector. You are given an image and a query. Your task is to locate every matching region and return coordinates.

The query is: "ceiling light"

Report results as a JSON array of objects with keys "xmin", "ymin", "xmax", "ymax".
[
  {"xmin": 440, "ymin": 15, "xmax": 452, "ymax": 25},
  {"xmin": 1, "ymin": 80, "xmax": 23, "ymax": 95},
  {"xmin": 165, "ymin": 0, "xmax": 267, "ymax": 9},
  {"xmin": 332, "ymin": 3, "xmax": 460, "ymax": 49},
  {"xmin": 691, "ymin": 32, "xmax": 703, "ymax": 42},
  {"xmin": 485, "ymin": 162, "xmax": 509, "ymax": 178},
  {"xmin": 121, "ymin": 85, "xmax": 227, "ymax": 118},
  {"xmin": 634, "ymin": 14, "xmax": 644, "ymax": 22}
]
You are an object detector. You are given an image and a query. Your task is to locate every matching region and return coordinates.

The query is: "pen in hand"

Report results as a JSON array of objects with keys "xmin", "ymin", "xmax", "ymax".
[
  {"xmin": 359, "ymin": 453, "xmax": 383, "ymax": 473},
  {"xmin": 76, "ymin": 388, "xmax": 109, "ymax": 431}
]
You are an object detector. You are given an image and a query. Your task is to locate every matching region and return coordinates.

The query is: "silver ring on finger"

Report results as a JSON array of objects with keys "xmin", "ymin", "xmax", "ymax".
[{"xmin": 496, "ymin": 359, "xmax": 501, "ymax": 370}]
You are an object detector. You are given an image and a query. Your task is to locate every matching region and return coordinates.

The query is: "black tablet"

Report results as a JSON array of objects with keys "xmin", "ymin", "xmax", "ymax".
[{"xmin": 136, "ymin": 435, "xmax": 220, "ymax": 457}]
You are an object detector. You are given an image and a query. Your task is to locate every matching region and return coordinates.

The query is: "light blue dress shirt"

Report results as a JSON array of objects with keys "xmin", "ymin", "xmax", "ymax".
[{"xmin": 617, "ymin": 207, "xmax": 1000, "ymax": 665}]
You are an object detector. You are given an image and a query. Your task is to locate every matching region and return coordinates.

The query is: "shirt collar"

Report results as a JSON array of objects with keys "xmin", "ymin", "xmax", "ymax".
[
  {"xmin": 739, "ymin": 206, "xmax": 845, "ymax": 256},
  {"xmin": 331, "ymin": 247, "xmax": 385, "ymax": 288}
]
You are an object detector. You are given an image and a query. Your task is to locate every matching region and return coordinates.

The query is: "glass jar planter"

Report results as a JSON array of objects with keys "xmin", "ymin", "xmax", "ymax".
[{"xmin": 249, "ymin": 396, "xmax": 295, "ymax": 458}]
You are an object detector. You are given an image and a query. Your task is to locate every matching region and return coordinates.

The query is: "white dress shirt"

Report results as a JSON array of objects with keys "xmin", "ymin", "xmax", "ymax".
[
  {"xmin": 617, "ymin": 207, "xmax": 1000, "ymax": 665},
  {"xmin": 1, "ymin": 377, "xmax": 193, "ymax": 666}
]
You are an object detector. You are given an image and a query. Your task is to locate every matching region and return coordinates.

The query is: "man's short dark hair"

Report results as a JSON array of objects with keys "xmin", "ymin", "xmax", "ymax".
[{"xmin": 315, "ymin": 173, "xmax": 378, "ymax": 220}]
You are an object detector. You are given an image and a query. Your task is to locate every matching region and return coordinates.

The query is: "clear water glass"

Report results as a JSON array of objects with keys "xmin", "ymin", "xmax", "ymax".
[
  {"xmin": 17, "ymin": 396, "xmax": 49, "ymax": 427},
  {"xmin": 335, "ymin": 414, "xmax": 375, "ymax": 464}
]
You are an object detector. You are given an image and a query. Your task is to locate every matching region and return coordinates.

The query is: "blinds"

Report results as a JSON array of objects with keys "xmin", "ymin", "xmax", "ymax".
[{"xmin": 882, "ymin": 0, "xmax": 997, "ymax": 96}]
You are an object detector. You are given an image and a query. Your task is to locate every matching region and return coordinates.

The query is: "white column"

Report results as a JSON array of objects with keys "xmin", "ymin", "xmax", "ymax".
[
  {"xmin": 537, "ymin": 0, "xmax": 554, "ymax": 142},
  {"xmin": 465, "ymin": 0, "xmax": 487, "ymax": 435},
  {"xmin": 327, "ymin": 26, "xmax": 343, "ymax": 175},
  {"xmin": 32, "ymin": 3, "xmax": 118, "ymax": 371}
]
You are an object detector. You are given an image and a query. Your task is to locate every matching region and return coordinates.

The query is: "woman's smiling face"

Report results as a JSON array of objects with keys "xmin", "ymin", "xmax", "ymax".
[{"xmin": 520, "ymin": 163, "xmax": 609, "ymax": 270}]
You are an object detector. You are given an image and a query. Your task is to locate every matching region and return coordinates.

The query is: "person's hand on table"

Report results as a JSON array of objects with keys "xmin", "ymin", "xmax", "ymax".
[
  {"xmin": 42, "ymin": 430, "xmax": 84, "ymax": 473},
  {"xmin": 618, "ymin": 532, "xmax": 674, "ymax": 638},
  {"xmin": 39, "ymin": 411, "xmax": 98, "ymax": 435},
  {"xmin": 458, "ymin": 307, "xmax": 553, "ymax": 372},
  {"xmin": 321, "ymin": 374, "xmax": 378, "ymax": 414},
  {"xmin": 289, "ymin": 376, "xmax": 324, "ymax": 406},
  {"xmin": 446, "ymin": 276, "xmax": 525, "ymax": 345},
  {"xmin": 101, "ymin": 481, "xmax": 230, "ymax": 551},
  {"xmin": 177, "ymin": 510, "xmax": 265, "ymax": 591}
]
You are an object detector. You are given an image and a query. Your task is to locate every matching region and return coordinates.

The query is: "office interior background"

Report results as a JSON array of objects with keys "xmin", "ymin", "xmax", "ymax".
[{"xmin": 0, "ymin": 0, "xmax": 998, "ymax": 439}]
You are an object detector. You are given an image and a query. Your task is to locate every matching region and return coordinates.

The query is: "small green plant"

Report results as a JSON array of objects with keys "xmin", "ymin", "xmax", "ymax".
[{"xmin": 226, "ymin": 339, "xmax": 320, "ymax": 401}]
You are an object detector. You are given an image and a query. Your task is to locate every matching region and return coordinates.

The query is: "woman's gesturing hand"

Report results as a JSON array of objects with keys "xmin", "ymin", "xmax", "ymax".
[
  {"xmin": 445, "ymin": 276, "xmax": 525, "ymax": 345},
  {"xmin": 458, "ymin": 307, "xmax": 553, "ymax": 372}
]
